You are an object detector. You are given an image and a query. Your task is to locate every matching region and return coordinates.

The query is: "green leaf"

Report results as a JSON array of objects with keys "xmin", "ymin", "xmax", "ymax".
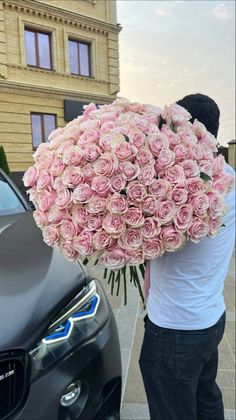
[
  {"xmin": 124, "ymin": 135, "xmax": 130, "ymax": 142},
  {"xmin": 200, "ymin": 172, "xmax": 212, "ymax": 181}
]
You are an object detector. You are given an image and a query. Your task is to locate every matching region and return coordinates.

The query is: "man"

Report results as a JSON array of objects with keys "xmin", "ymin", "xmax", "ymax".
[{"xmin": 139, "ymin": 93, "xmax": 235, "ymax": 420}]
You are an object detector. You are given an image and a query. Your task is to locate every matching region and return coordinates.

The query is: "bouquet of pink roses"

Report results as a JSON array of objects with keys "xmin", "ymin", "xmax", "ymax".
[{"xmin": 23, "ymin": 98, "xmax": 233, "ymax": 303}]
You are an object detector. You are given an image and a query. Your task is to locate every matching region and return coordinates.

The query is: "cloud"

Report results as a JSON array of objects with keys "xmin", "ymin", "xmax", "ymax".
[{"xmin": 211, "ymin": 3, "xmax": 230, "ymax": 19}]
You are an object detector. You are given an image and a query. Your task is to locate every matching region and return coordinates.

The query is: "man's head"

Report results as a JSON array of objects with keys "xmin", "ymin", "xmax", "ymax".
[{"xmin": 177, "ymin": 93, "xmax": 220, "ymax": 138}]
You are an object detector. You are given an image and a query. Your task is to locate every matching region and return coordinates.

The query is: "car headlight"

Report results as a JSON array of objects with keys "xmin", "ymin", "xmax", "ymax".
[{"xmin": 30, "ymin": 280, "xmax": 109, "ymax": 381}]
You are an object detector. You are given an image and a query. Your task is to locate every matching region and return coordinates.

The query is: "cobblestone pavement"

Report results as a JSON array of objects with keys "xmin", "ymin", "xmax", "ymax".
[{"xmin": 88, "ymin": 251, "xmax": 235, "ymax": 420}]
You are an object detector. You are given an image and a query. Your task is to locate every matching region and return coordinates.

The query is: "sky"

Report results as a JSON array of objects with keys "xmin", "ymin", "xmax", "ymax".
[{"xmin": 117, "ymin": 0, "xmax": 235, "ymax": 146}]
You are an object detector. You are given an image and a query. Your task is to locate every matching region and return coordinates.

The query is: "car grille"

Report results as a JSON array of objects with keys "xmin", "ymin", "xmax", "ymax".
[{"xmin": 0, "ymin": 350, "xmax": 29, "ymax": 419}]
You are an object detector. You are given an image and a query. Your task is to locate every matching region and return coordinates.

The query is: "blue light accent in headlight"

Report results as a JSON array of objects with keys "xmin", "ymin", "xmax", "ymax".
[{"xmin": 42, "ymin": 294, "xmax": 100, "ymax": 345}]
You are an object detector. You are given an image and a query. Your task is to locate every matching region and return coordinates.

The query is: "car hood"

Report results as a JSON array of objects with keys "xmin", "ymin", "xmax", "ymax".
[{"xmin": 0, "ymin": 212, "xmax": 88, "ymax": 351}]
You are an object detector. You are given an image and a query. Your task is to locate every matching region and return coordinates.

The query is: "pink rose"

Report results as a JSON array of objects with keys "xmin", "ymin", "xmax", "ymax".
[
  {"xmin": 48, "ymin": 206, "xmax": 68, "ymax": 224},
  {"xmin": 72, "ymin": 184, "xmax": 93, "ymax": 203},
  {"xmin": 208, "ymin": 217, "xmax": 222, "ymax": 238},
  {"xmin": 170, "ymin": 185, "xmax": 188, "ymax": 205},
  {"xmin": 198, "ymin": 160, "xmax": 213, "ymax": 178},
  {"xmin": 84, "ymin": 144, "xmax": 101, "ymax": 162},
  {"xmin": 101, "ymin": 121, "xmax": 116, "ymax": 131},
  {"xmin": 87, "ymin": 214, "xmax": 102, "ymax": 231},
  {"xmin": 37, "ymin": 189, "xmax": 56, "ymax": 211},
  {"xmin": 52, "ymin": 176, "xmax": 65, "ymax": 192},
  {"xmin": 49, "ymin": 135, "xmax": 66, "ymax": 150},
  {"xmin": 136, "ymin": 148, "xmax": 154, "ymax": 166},
  {"xmin": 37, "ymin": 170, "xmax": 52, "ymax": 190},
  {"xmin": 143, "ymin": 238, "xmax": 164, "ymax": 259},
  {"xmin": 118, "ymin": 228, "xmax": 143, "ymax": 250},
  {"xmin": 72, "ymin": 206, "xmax": 88, "ymax": 225},
  {"xmin": 128, "ymin": 129, "xmax": 146, "ymax": 148},
  {"xmin": 114, "ymin": 142, "xmax": 137, "ymax": 161},
  {"xmin": 80, "ymin": 119, "xmax": 100, "ymax": 131},
  {"xmin": 83, "ymin": 163, "xmax": 95, "ymax": 183},
  {"xmin": 142, "ymin": 218, "xmax": 160, "ymax": 239},
  {"xmin": 60, "ymin": 220, "xmax": 79, "ymax": 240},
  {"xmin": 109, "ymin": 174, "xmax": 127, "ymax": 193},
  {"xmin": 99, "ymin": 247, "xmax": 126, "ymax": 270},
  {"xmin": 161, "ymin": 125, "xmax": 180, "ymax": 147},
  {"xmin": 212, "ymin": 155, "xmax": 226, "ymax": 177},
  {"xmin": 102, "ymin": 213, "xmax": 125, "ymax": 237},
  {"xmin": 148, "ymin": 133, "xmax": 168, "ymax": 157},
  {"xmin": 62, "ymin": 166, "xmax": 84, "ymax": 188},
  {"xmin": 160, "ymin": 225, "xmax": 186, "ymax": 251},
  {"xmin": 65, "ymin": 126, "xmax": 81, "ymax": 142},
  {"xmin": 199, "ymin": 133, "xmax": 217, "ymax": 152},
  {"xmin": 155, "ymin": 148, "xmax": 175, "ymax": 172},
  {"xmin": 155, "ymin": 200, "xmax": 176, "ymax": 225},
  {"xmin": 188, "ymin": 217, "xmax": 209, "ymax": 243},
  {"xmin": 73, "ymin": 230, "xmax": 94, "ymax": 256},
  {"xmin": 126, "ymin": 249, "xmax": 144, "ymax": 265},
  {"xmin": 127, "ymin": 181, "xmax": 147, "ymax": 202},
  {"xmin": 191, "ymin": 194, "xmax": 209, "ymax": 217},
  {"xmin": 138, "ymin": 164, "xmax": 156, "ymax": 186},
  {"xmin": 55, "ymin": 189, "xmax": 72, "ymax": 209},
  {"xmin": 132, "ymin": 116, "xmax": 149, "ymax": 131},
  {"xmin": 198, "ymin": 144, "xmax": 214, "ymax": 161},
  {"xmin": 208, "ymin": 191, "xmax": 224, "ymax": 219},
  {"xmin": 178, "ymin": 127, "xmax": 198, "ymax": 145},
  {"xmin": 23, "ymin": 166, "xmax": 38, "ymax": 187},
  {"xmin": 93, "ymin": 154, "xmax": 118, "ymax": 177},
  {"xmin": 60, "ymin": 240, "xmax": 79, "ymax": 262},
  {"xmin": 213, "ymin": 172, "xmax": 234, "ymax": 195},
  {"xmin": 162, "ymin": 103, "xmax": 191, "ymax": 127},
  {"xmin": 92, "ymin": 229, "xmax": 112, "ymax": 250},
  {"xmin": 87, "ymin": 195, "xmax": 106, "ymax": 213},
  {"xmin": 100, "ymin": 111, "xmax": 117, "ymax": 123},
  {"xmin": 180, "ymin": 160, "xmax": 200, "ymax": 178},
  {"xmin": 120, "ymin": 161, "xmax": 140, "ymax": 181},
  {"xmin": 57, "ymin": 140, "xmax": 74, "ymax": 156},
  {"xmin": 141, "ymin": 195, "xmax": 157, "ymax": 215},
  {"xmin": 77, "ymin": 129, "xmax": 100, "ymax": 147},
  {"xmin": 186, "ymin": 177, "xmax": 207, "ymax": 195},
  {"xmin": 107, "ymin": 193, "xmax": 128, "ymax": 214},
  {"xmin": 50, "ymin": 158, "xmax": 65, "ymax": 177},
  {"xmin": 149, "ymin": 179, "xmax": 170, "ymax": 198},
  {"xmin": 42, "ymin": 225, "xmax": 59, "ymax": 246},
  {"xmin": 124, "ymin": 208, "xmax": 145, "ymax": 227},
  {"xmin": 174, "ymin": 143, "xmax": 188, "ymax": 162},
  {"xmin": 83, "ymin": 103, "xmax": 97, "ymax": 118},
  {"xmin": 35, "ymin": 150, "xmax": 54, "ymax": 171},
  {"xmin": 91, "ymin": 176, "xmax": 110, "ymax": 198},
  {"xmin": 192, "ymin": 119, "xmax": 207, "ymax": 138},
  {"xmin": 48, "ymin": 127, "xmax": 65, "ymax": 141},
  {"xmin": 164, "ymin": 165, "xmax": 185, "ymax": 185},
  {"xmin": 174, "ymin": 204, "xmax": 193, "ymax": 230},
  {"xmin": 33, "ymin": 210, "xmax": 48, "ymax": 228},
  {"xmin": 63, "ymin": 145, "xmax": 85, "ymax": 166}
]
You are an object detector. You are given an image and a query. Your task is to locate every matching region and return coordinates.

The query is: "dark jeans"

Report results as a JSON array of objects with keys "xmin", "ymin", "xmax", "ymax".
[{"xmin": 139, "ymin": 312, "xmax": 226, "ymax": 420}]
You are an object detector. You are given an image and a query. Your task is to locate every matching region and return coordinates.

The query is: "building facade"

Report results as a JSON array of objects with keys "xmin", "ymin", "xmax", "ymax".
[{"xmin": 0, "ymin": 0, "xmax": 121, "ymax": 173}]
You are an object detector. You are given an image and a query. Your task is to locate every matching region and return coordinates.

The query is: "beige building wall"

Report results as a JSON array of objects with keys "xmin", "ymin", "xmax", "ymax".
[{"xmin": 0, "ymin": 0, "xmax": 121, "ymax": 172}]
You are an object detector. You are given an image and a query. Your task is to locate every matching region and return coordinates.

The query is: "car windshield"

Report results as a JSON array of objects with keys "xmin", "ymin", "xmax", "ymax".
[{"xmin": 0, "ymin": 174, "xmax": 26, "ymax": 215}]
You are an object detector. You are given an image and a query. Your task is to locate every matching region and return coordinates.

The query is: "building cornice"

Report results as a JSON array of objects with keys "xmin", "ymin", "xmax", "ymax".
[{"xmin": 2, "ymin": 0, "xmax": 122, "ymax": 36}]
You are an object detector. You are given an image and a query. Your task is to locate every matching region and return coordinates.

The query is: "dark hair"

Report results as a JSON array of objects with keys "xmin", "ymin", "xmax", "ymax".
[{"xmin": 177, "ymin": 93, "xmax": 220, "ymax": 138}]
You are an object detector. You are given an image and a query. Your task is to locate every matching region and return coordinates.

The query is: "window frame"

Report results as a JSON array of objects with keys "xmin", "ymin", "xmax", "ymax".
[
  {"xmin": 25, "ymin": 28, "xmax": 53, "ymax": 70},
  {"xmin": 30, "ymin": 112, "xmax": 57, "ymax": 150},
  {"xmin": 68, "ymin": 38, "xmax": 91, "ymax": 77}
]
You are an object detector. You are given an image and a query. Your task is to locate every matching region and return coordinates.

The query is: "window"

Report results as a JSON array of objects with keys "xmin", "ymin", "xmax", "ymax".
[
  {"xmin": 31, "ymin": 113, "xmax": 56, "ymax": 149},
  {"xmin": 25, "ymin": 29, "xmax": 52, "ymax": 69},
  {"xmin": 68, "ymin": 39, "xmax": 91, "ymax": 76}
]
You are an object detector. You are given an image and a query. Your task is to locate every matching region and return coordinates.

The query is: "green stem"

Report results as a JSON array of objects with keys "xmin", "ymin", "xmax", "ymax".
[
  {"xmin": 133, "ymin": 266, "xmax": 145, "ymax": 304},
  {"xmin": 103, "ymin": 268, "xmax": 108, "ymax": 279},
  {"xmin": 116, "ymin": 270, "xmax": 121, "ymax": 296}
]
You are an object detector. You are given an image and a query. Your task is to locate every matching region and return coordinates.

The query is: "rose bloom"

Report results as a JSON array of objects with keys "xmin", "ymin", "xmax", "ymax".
[
  {"xmin": 77, "ymin": 129, "xmax": 100, "ymax": 147},
  {"xmin": 87, "ymin": 195, "xmax": 106, "ymax": 214},
  {"xmin": 60, "ymin": 240, "xmax": 79, "ymax": 262},
  {"xmin": 103, "ymin": 213, "xmax": 125, "ymax": 237},
  {"xmin": 57, "ymin": 140, "xmax": 74, "ymax": 156},
  {"xmin": 109, "ymin": 174, "xmax": 127, "ymax": 193},
  {"xmin": 126, "ymin": 181, "xmax": 147, "ymax": 203},
  {"xmin": 143, "ymin": 237, "xmax": 164, "ymax": 259},
  {"xmin": 36, "ymin": 170, "xmax": 52, "ymax": 190},
  {"xmin": 174, "ymin": 143, "xmax": 188, "ymax": 162},
  {"xmin": 60, "ymin": 219, "xmax": 79, "ymax": 240},
  {"xmin": 162, "ymin": 103, "xmax": 191, "ymax": 127},
  {"xmin": 99, "ymin": 133, "xmax": 121, "ymax": 152},
  {"xmin": 198, "ymin": 144, "xmax": 214, "ymax": 161},
  {"xmin": 42, "ymin": 225, "xmax": 59, "ymax": 246},
  {"xmin": 72, "ymin": 205, "xmax": 88, "ymax": 225},
  {"xmin": 48, "ymin": 206, "xmax": 68, "ymax": 224},
  {"xmin": 148, "ymin": 133, "xmax": 169, "ymax": 157},
  {"xmin": 83, "ymin": 163, "xmax": 96, "ymax": 183},
  {"xmin": 164, "ymin": 165, "xmax": 185, "ymax": 185},
  {"xmin": 23, "ymin": 166, "xmax": 38, "ymax": 187},
  {"xmin": 93, "ymin": 154, "xmax": 118, "ymax": 177},
  {"xmin": 63, "ymin": 145, "xmax": 84, "ymax": 166},
  {"xmin": 33, "ymin": 210, "xmax": 48, "ymax": 228},
  {"xmin": 160, "ymin": 225, "xmax": 186, "ymax": 252},
  {"xmin": 186, "ymin": 177, "xmax": 207, "ymax": 195},
  {"xmin": 114, "ymin": 142, "xmax": 137, "ymax": 161},
  {"xmin": 149, "ymin": 178, "xmax": 170, "ymax": 198},
  {"xmin": 101, "ymin": 121, "xmax": 116, "ymax": 131},
  {"xmin": 52, "ymin": 176, "xmax": 65, "ymax": 192},
  {"xmin": 178, "ymin": 127, "xmax": 198, "ymax": 146},
  {"xmin": 142, "ymin": 218, "xmax": 160, "ymax": 239},
  {"xmin": 50, "ymin": 158, "xmax": 65, "ymax": 177},
  {"xmin": 62, "ymin": 166, "xmax": 84, "ymax": 188},
  {"xmin": 55, "ymin": 189, "xmax": 72, "ymax": 209},
  {"xmin": 83, "ymin": 102, "xmax": 97, "ymax": 118},
  {"xmin": 65, "ymin": 126, "xmax": 81, "ymax": 143},
  {"xmin": 213, "ymin": 172, "xmax": 234, "ymax": 195},
  {"xmin": 128, "ymin": 129, "xmax": 146, "ymax": 148},
  {"xmin": 49, "ymin": 134, "xmax": 68, "ymax": 151},
  {"xmin": 124, "ymin": 208, "xmax": 145, "ymax": 227},
  {"xmin": 91, "ymin": 176, "xmax": 110, "ymax": 198},
  {"xmin": 84, "ymin": 144, "xmax": 101, "ymax": 162},
  {"xmin": 132, "ymin": 115, "xmax": 149, "ymax": 132},
  {"xmin": 191, "ymin": 193, "xmax": 209, "ymax": 217},
  {"xmin": 212, "ymin": 155, "xmax": 226, "ymax": 177},
  {"xmin": 34, "ymin": 149, "xmax": 55, "ymax": 171},
  {"xmin": 107, "ymin": 193, "xmax": 128, "ymax": 214},
  {"xmin": 121, "ymin": 161, "xmax": 140, "ymax": 181},
  {"xmin": 180, "ymin": 159, "xmax": 200, "ymax": 178},
  {"xmin": 72, "ymin": 183, "xmax": 93, "ymax": 203},
  {"xmin": 126, "ymin": 249, "xmax": 144, "ymax": 265},
  {"xmin": 93, "ymin": 229, "xmax": 112, "ymax": 250},
  {"xmin": 79, "ymin": 119, "xmax": 100, "ymax": 132},
  {"xmin": 99, "ymin": 247, "xmax": 127, "ymax": 270},
  {"xmin": 192, "ymin": 119, "xmax": 207, "ymax": 138},
  {"xmin": 161, "ymin": 125, "xmax": 180, "ymax": 147},
  {"xmin": 208, "ymin": 191, "xmax": 224, "ymax": 219},
  {"xmin": 199, "ymin": 132, "xmax": 218, "ymax": 153},
  {"xmin": 73, "ymin": 230, "xmax": 94, "ymax": 256},
  {"xmin": 118, "ymin": 228, "xmax": 143, "ymax": 250},
  {"xmin": 138, "ymin": 164, "xmax": 156, "ymax": 186},
  {"xmin": 37, "ymin": 189, "xmax": 56, "ymax": 212},
  {"xmin": 174, "ymin": 204, "xmax": 193, "ymax": 231},
  {"xmin": 170, "ymin": 185, "xmax": 188, "ymax": 205},
  {"xmin": 188, "ymin": 217, "xmax": 209, "ymax": 243},
  {"xmin": 208, "ymin": 217, "xmax": 222, "ymax": 238},
  {"xmin": 136, "ymin": 148, "xmax": 154, "ymax": 166},
  {"xmin": 87, "ymin": 214, "xmax": 102, "ymax": 231},
  {"xmin": 155, "ymin": 200, "xmax": 177, "ymax": 225},
  {"xmin": 48, "ymin": 127, "xmax": 65, "ymax": 142},
  {"xmin": 155, "ymin": 148, "xmax": 175, "ymax": 172},
  {"xmin": 141, "ymin": 195, "xmax": 157, "ymax": 215},
  {"xmin": 198, "ymin": 160, "xmax": 213, "ymax": 178}
]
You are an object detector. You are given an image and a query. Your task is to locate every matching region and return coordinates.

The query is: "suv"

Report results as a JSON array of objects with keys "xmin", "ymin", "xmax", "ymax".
[{"xmin": 0, "ymin": 169, "xmax": 121, "ymax": 420}]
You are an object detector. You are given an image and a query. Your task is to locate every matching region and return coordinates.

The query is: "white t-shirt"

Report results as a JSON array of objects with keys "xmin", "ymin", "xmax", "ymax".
[{"xmin": 147, "ymin": 165, "xmax": 235, "ymax": 330}]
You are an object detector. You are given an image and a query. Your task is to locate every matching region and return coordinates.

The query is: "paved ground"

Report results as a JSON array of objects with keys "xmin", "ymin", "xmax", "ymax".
[{"xmin": 89, "ymin": 251, "xmax": 235, "ymax": 420}]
